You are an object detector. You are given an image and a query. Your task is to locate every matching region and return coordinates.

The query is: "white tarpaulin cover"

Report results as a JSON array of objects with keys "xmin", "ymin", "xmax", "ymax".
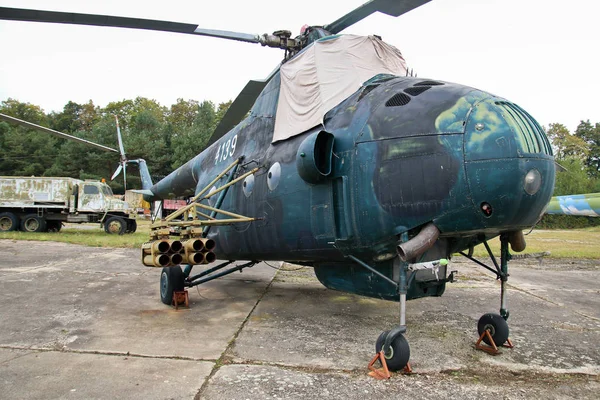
[{"xmin": 273, "ymin": 34, "xmax": 408, "ymax": 143}]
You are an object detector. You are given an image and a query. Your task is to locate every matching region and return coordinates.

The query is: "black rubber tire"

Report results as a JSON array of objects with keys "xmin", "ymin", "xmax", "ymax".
[
  {"xmin": 20, "ymin": 214, "xmax": 47, "ymax": 233},
  {"xmin": 125, "ymin": 219, "xmax": 137, "ymax": 234},
  {"xmin": 104, "ymin": 216, "xmax": 126, "ymax": 235},
  {"xmin": 160, "ymin": 266, "xmax": 185, "ymax": 305},
  {"xmin": 0, "ymin": 212, "xmax": 19, "ymax": 232},
  {"xmin": 478, "ymin": 313, "xmax": 509, "ymax": 346},
  {"xmin": 46, "ymin": 221, "xmax": 63, "ymax": 232},
  {"xmin": 375, "ymin": 330, "xmax": 411, "ymax": 371}
]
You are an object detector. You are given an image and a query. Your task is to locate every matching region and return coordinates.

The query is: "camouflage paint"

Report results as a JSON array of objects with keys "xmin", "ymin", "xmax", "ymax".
[
  {"xmin": 546, "ymin": 193, "xmax": 600, "ymax": 217},
  {"xmin": 147, "ymin": 73, "xmax": 555, "ymax": 301}
]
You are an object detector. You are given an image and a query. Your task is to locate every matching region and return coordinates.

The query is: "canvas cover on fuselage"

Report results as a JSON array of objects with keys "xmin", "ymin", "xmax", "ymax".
[{"xmin": 273, "ymin": 34, "xmax": 408, "ymax": 143}]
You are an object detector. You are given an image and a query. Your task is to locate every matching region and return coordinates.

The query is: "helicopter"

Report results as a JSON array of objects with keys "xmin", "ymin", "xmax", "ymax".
[{"xmin": 0, "ymin": 0, "xmax": 556, "ymax": 372}]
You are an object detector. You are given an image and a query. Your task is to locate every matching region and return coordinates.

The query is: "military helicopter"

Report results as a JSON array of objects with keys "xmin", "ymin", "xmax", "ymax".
[{"xmin": 0, "ymin": 0, "xmax": 556, "ymax": 372}]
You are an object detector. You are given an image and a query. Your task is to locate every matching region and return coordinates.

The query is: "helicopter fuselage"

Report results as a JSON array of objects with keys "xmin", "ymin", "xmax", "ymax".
[{"xmin": 149, "ymin": 71, "xmax": 555, "ymax": 300}]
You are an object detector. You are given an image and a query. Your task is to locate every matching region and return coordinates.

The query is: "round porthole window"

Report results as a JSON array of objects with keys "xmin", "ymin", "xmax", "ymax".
[
  {"xmin": 243, "ymin": 174, "xmax": 255, "ymax": 197},
  {"xmin": 267, "ymin": 162, "xmax": 281, "ymax": 191}
]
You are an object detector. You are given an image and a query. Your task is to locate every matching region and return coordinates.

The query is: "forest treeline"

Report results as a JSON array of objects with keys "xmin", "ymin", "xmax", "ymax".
[
  {"xmin": 0, "ymin": 97, "xmax": 599, "ymax": 227},
  {"xmin": 0, "ymin": 97, "xmax": 231, "ymax": 192}
]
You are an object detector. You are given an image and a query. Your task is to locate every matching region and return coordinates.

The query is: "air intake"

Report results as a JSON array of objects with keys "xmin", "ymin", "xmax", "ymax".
[
  {"xmin": 385, "ymin": 93, "xmax": 411, "ymax": 107},
  {"xmin": 404, "ymin": 86, "xmax": 431, "ymax": 96}
]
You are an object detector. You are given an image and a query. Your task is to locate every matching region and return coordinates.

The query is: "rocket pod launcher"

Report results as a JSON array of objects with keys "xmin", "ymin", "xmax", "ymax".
[
  {"xmin": 141, "ymin": 157, "xmax": 259, "ymax": 268},
  {"xmin": 141, "ymin": 238, "xmax": 216, "ymax": 267}
]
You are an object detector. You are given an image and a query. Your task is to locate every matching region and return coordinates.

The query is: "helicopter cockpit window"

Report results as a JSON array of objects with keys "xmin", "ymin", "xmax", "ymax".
[{"xmin": 83, "ymin": 185, "xmax": 99, "ymax": 195}]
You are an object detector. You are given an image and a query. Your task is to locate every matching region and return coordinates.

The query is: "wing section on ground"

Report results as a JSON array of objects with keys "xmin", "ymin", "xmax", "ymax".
[{"xmin": 546, "ymin": 193, "xmax": 600, "ymax": 217}]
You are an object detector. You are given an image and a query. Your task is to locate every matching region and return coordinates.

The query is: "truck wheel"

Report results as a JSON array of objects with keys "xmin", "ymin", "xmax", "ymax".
[
  {"xmin": 47, "ymin": 221, "xmax": 63, "ymax": 232},
  {"xmin": 104, "ymin": 216, "xmax": 126, "ymax": 235},
  {"xmin": 125, "ymin": 219, "xmax": 137, "ymax": 234},
  {"xmin": 0, "ymin": 212, "xmax": 19, "ymax": 232},
  {"xmin": 20, "ymin": 214, "xmax": 47, "ymax": 233}
]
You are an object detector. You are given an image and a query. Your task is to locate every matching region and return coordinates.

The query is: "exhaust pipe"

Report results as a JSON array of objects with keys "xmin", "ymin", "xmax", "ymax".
[
  {"xmin": 508, "ymin": 230, "xmax": 526, "ymax": 252},
  {"xmin": 397, "ymin": 223, "xmax": 440, "ymax": 261}
]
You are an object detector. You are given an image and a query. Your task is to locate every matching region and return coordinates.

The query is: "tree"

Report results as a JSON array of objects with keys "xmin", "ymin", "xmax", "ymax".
[
  {"xmin": 553, "ymin": 157, "xmax": 594, "ymax": 196},
  {"xmin": 575, "ymin": 120, "xmax": 600, "ymax": 178},
  {"xmin": 546, "ymin": 123, "xmax": 589, "ymax": 161}
]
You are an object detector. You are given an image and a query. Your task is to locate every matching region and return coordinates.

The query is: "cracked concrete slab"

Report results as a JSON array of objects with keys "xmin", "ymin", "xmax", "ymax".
[
  {"xmin": 232, "ymin": 260, "xmax": 600, "ymax": 375},
  {"xmin": 1, "ymin": 240, "xmax": 598, "ymax": 399},
  {"xmin": 201, "ymin": 364, "xmax": 599, "ymax": 400},
  {"xmin": 0, "ymin": 348, "xmax": 212, "ymax": 399}
]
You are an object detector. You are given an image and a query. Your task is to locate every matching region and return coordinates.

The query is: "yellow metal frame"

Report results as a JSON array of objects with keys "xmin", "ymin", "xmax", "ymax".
[{"xmin": 150, "ymin": 158, "xmax": 259, "ymax": 238}]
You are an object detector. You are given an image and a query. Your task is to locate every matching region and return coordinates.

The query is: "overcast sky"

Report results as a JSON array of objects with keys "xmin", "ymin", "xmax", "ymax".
[{"xmin": 0, "ymin": 0, "xmax": 598, "ymax": 132}]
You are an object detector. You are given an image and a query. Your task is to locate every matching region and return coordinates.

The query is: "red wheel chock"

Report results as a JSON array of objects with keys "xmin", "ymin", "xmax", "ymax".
[
  {"xmin": 172, "ymin": 290, "xmax": 189, "ymax": 310},
  {"xmin": 367, "ymin": 351, "xmax": 412, "ymax": 380},
  {"xmin": 475, "ymin": 330, "xmax": 514, "ymax": 355}
]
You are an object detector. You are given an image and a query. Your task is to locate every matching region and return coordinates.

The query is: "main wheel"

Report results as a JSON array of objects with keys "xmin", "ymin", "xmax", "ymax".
[
  {"xmin": 0, "ymin": 212, "xmax": 19, "ymax": 232},
  {"xmin": 160, "ymin": 266, "xmax": 185, "ymax": 305},
  {"xmin": 104, "ymin": 216, "xmax": 126, "ymax": 234},
  {"xmin": 46, "ymin": 221, "xmax": 63, "ymax": 232},
  {"xmin": 478, "ymin": 313, "xmax": 509, "ymax": 346},
  {"xmin": 375, "ymin": 330, "xmax": 411, "ymax": 371},
  {"xmin": 125, "ymin": 219, "xmax": 137, "ymax": 234},
  {"xmin": 20, "ymin": 214, "xmax": 47, "ymax": 232}
]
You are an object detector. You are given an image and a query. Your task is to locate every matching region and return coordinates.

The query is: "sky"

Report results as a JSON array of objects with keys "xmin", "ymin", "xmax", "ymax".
[{"xmin": 0, "ymin": 0, "xmax": 598, "ymax": 132}]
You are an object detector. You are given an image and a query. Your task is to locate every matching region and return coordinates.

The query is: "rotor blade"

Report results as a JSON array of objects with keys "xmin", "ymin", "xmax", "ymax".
[
  {"xmin": 0, "ymin": 7, "xmax": 261, "ymax": 44},
  {"xmin": 0, "ymin": 113, "xmax": 118, "ymax": 153},
  {"xmin": 114, "ymin": 115, "xmax": 126, "ymax": 158},
  {"xmin": 111, "ymin": 164, "xmax": 123, "ymax": 181},
  {"xmin": 206, "ymin": 67, "xmax": 279, "ymax": 147},
  {"xmin": 123, "ymin": 163, "xmax": 127, "ymax": 192},
  {"xmin": 324, "ymin": 0, "xmax": 431, "ymax": 34}
]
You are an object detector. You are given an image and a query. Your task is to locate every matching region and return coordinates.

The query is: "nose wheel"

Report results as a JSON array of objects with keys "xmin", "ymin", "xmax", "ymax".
[
  {"xmin": 374, "ymin": 329, "xmax": 410, "ymax": 371},
  {"xmin": 463, "ymin": 234, "xmax": 515, "ymax": 354}
]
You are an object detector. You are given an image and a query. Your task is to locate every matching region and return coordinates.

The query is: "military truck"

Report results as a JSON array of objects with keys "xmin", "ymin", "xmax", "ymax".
[{"xmin": 0, "ymin": 176, "xmax": 137, "ymax": 234}]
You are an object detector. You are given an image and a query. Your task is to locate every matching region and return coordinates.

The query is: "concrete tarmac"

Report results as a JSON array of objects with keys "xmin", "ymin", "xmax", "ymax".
[{"xmin": 0, "ymin": 240, "xmax": 598, "ymax": 399}]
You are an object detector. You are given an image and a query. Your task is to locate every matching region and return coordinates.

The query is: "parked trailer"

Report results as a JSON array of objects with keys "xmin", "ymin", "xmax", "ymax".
[{"xmin": 0, "ymin": 176, "xmax": 137, "ymax": 234}]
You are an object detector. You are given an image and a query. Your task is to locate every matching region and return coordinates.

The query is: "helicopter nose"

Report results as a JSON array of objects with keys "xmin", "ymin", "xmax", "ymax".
[{"xmin": 462, "ymin": 99, "xmax": 555, "ymax": 229}]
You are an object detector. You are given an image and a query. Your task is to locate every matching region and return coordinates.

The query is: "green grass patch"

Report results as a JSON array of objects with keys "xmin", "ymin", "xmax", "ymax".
[
  {"xmin": 2, "ymin": 223, "xmax": 600, "ymax": 259},
  {"xmin": 0, "ymin": 221, "xmax": 151, "ymax": 248},
  {"xmin": 469, "ymin": 228, "xmax": 600, "ymax": 259}
]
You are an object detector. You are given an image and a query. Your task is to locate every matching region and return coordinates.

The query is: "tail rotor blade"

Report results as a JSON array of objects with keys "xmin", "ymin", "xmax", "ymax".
[
  {"xmin": 123, "ymin": 163, "xmax": 127, "ymax": 191},
  {"xmin": 115, "ymin": 115, "xmax": 126, "ymax": 159},
  {"xmin": 111, "ymin": 164, "xmax": 123, "ymax": 181}
]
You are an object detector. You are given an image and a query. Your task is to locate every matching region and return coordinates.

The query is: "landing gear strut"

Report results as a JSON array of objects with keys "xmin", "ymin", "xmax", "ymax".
[
  {"xmin": 461, "ymin": 234, "xmax": 514, "ymax": 353},
  {"xmin": 349, "ymin": 255, "xmax": 412, "ymax": 375}
]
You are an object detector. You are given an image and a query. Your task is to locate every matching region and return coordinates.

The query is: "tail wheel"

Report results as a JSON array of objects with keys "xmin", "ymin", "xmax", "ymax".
[
  {"xmin": 0, "ymin": 212, "xmax": 19, "ymax": 232},
  {"xmin": 160, "ymin": 266, "xmax": 185, "ymax": 305},
  {"xmin": 20, "ymin": 214, "xmax": 47, "ymax": 233},
  {"xmin": 104, "ymin": 216, "xmax": 126, "ymax": 234}
]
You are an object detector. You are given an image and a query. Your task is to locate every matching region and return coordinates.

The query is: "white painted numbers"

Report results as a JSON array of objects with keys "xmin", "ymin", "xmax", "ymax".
[{"xmin": 214, "ymin": 134, "xmax": 238, "ymax": 165}]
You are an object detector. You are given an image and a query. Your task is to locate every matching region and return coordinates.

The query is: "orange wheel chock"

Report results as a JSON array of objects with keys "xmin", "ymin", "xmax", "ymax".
[
  {"xmin": 367, "ymin": 351, "xmax": 413, "ymax": 379},
  {"xmin": 475, "ymin": 330, "xmax": 514, "ymax": 355},
  {"xmin": 172, "ymin": 290, "xmax": 189, "ymax": 310}
]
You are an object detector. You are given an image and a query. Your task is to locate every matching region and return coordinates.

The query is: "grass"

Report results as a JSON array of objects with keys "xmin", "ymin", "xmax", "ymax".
[
  {"xmin": 0, "ymin": 220, "xmax": 151, "ymax": 248},
  {"xmin": 469, "ymin": 227, "xmax": 600, "ymax": 259},
  {"xmin": 1, "ymin": 222, "xmax": 600, "ymax": 259}
]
